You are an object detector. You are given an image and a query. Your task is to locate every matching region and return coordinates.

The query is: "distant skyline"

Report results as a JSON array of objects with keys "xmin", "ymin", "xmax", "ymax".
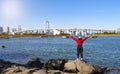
[{"xmin": 0, "ymin": 0, "xmax": 120, "ymax": 30}]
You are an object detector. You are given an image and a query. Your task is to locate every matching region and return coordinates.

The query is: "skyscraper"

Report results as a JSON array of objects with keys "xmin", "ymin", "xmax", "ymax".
[
  {"xmin": 12, "ymin": 28, "xmax": 17, "ymax": 33},
  {"xmin": 0, "ymin": 27, "xmax": 3, "ymax": 34},
  {"xmin": 6, "ymin": 26, "xmax": 10, "ymax": 34},
  {"xmin": 18, "ymin": 25, "xmax": 22, "ymax": 32}
]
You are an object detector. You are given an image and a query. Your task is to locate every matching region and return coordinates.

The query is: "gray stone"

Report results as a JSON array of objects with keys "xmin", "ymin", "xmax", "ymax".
[{"xmin": 64, "ymin": 60, "xmax": 103, "ymax": 74}]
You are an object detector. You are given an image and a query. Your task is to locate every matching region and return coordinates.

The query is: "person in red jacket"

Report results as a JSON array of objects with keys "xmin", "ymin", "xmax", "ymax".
[{"xmin": 70, "ymin": 35, "xmax": 90, "ymax": 60}]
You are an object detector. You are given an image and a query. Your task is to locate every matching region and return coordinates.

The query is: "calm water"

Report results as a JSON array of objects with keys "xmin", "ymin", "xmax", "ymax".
[{"xmin": 0, "ymin": 36, "xmax": 120, "ymax": 74}]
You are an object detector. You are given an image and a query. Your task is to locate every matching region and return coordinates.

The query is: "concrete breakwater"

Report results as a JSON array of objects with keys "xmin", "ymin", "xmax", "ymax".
[{"xmin": 0, "ymin": 57, "xmax": 110, "ymax": 74}]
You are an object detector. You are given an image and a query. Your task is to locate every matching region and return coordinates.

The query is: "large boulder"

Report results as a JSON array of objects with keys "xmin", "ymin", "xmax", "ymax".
[
  {"xmin": 2, "ymin": 65, "xmax": 28, "ymax": 74},
  {"xmin": 0, "ymin": 59, "xmax": 22, "ymax": 73},
  {"xmin": 64, "ymin": 60, "xmax": 103, "ymax": 74},
  {"xmin": 26, "ymin": 57, "xmax": 43, "ymax": 68},
  {"xmin": 44, "ymin": 58, "xmax": 68, "ymax": 70},
  {"xmin": 0, "ymin": 58, "xmax": 105, "ymax": 74},
  {"xmin": 64, "ymin": 60, "xmax": 78, "ymax": 73}
]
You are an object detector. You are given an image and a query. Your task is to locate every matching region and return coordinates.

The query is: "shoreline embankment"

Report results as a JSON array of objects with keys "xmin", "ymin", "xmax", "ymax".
[
  {"xmin": 94, "ymin": 34, "xmax": 120, "ymax": 36},
  {"xmin": 0, "ymin": 57, "xmax": 109, "ymax": 74}
]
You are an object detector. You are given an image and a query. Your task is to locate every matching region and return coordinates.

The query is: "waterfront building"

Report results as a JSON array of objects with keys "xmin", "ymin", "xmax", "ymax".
[
  {"xmin": 0, "ymin": 26, "xmax": 3, "ymax": 34},
  {"xmin": 5, "ymin": 26, "xmax": 10, "ymax": 34},
  {"xmin": 18, "ymin": 25, "xmax": 22, "ymax": 32},
  {"xmin": 13, "ymin": 27, "xmax": 120, "ymax": 36},
  {"xmin": 116, "ymin": 28, "xmax": 120, "ymax": 33},
  {"xmin": 11, "ymin": 28, "xmax": 17, "ymax": 35},
  {"xmin": 53, "ymin": 29, "xmax": 61, "ymax": 35},
  {"xmin": 12, "ymin": 28, "xmax": 17, "ymax": 32}
]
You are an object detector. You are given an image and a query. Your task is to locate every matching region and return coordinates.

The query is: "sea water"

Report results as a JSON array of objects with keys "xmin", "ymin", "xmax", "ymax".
[{"xmin": 0, "ymin": 36, "xmax": 120, "ymax": 74}]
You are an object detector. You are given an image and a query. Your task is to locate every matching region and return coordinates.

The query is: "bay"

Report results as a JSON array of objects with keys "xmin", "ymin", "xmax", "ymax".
[{"xmin": 0, "ymin": 36, "xmax": 120, "ymax": 74}]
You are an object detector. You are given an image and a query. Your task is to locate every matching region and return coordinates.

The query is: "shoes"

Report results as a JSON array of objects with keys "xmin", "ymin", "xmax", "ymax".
[
  {"xmin": 76, "ymin": 58, "xmax": 83, "ymax": 60},
  {"xmin": 76, "ymin": 58, "xmax": 79, "ymax": 60},
  {"xmin": 80, "ymin": 58, "xmax": 83, "ymax": 60}
]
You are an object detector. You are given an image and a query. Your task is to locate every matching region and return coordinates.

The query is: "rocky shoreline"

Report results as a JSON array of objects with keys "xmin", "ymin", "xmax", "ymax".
[{"xmin": 0, "ymin": 57, "xmax": 108, "ymax": 74}]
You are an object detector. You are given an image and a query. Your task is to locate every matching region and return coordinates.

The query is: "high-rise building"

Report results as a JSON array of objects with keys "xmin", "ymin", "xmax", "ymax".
[
  {"xmin": 12, "ymin": 28, "xmax": 17, "ymax": 33},
  {"xmin": 46, "ymin": 21, "xmax": 50, "ymax": 29},
  {"xmin": 18, "ymin": 25, "xmax": 22, "ymax": 32},
  {"xmin": 5, "ymin": 26, "xmax": 10, "ymax": 34},
  {"xmin": 0, "ymin": 27, "xmax": 3, "ymax": 34}
]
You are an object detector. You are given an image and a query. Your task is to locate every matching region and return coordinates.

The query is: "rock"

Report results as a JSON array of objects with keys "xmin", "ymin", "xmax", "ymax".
[
  {"xmin": 46, "ymin": 70, "xmax": 76, "ymax": 74},
  {"xmin": 0, "ymin": 58, "xmax": 105, "ymax": 74},
  {"xmin": 3, "ymin": 65, "xmax": 29, "ymax": 74},
  {"xmin": 44, "ymin": 58, "xmax": 68, "ymax": 70},
  {"xmin": 32, "ymin": 69, "xmax": 47, "ymax": 74},
  {"xmin": 0, "ymin": 59, "xmax": 22, "ymax": 73},
  {"xmin": 64, "ymin": 60, "xmax": 103, "ymax": 74},
  {"xmin": 118, "ymin": 67, "xmax": 120, "ymax": 72},
  {"xmin": 2, "ymin": 45, "xmax": 5, "ymax": 48},
  {"xmin": 104, "ymin": 67, "xmax": 110, "ymax": 72},
  {"xmin": 75, "ymin": 60, "xmax": 94, "ymax": 73},
  {"xmin": 92, "ymin": 65, "xmax": 103, "ymax": 74},
  {"xmin": 27, "ymin": 68, "xmax": 40, "ymax": 73},
  {"xmin": 54, "ymin": 72, "xmax": 62, "ymax": 74},
  {"xmin": 26, "ymin": 57, "xmax": 43, "ymax": 68},
  {"xmin": 47, "ymin": 70, "xmax": 62, "ymax": 74},
  {"xmin": 3, "ymin": 66, "xmax": 42, "ymax": 74},
  {"xmin": 64, "ymin": 60, "xmax": 77, "ymax": 73}
]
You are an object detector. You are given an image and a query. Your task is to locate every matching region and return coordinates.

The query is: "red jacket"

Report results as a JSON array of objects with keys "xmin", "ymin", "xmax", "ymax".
[{"xmin": 72, "ymin": 37, "xmax": 89, "ymax": 46}]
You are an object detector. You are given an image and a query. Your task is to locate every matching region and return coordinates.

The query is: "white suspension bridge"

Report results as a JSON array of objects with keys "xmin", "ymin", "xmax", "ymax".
[
  {"xmin": 14, "ymin": 28, "xmax": 120, "ymax": 36},
  {"xmin": 12, "ymin": 21, "xmax": 120, "ymax": 36}
]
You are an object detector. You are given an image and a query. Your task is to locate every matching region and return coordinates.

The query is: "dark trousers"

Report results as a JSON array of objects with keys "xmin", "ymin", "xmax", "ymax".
[{"xmin": 77, "ymin": 46, "xmax": 83, "ymax": 58}]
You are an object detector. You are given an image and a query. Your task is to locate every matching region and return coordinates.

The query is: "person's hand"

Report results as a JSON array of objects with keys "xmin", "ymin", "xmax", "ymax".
[{"xmin": 85, "ymin": 35, "xmax": 90, "ymax": 38}]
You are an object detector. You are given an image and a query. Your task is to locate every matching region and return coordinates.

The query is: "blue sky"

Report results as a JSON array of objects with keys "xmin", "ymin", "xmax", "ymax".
[{"xmin": 0, "ymin": 0, "xmax": 120, "ymax": 30}]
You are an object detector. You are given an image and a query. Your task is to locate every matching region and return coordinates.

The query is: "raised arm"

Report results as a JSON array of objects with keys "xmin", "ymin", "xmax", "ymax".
[
  {"xmin": 82, "ymin": 35, "xmax": 90, "ymax": 41},
  {"xmin": 69, "ymin": 35, "xmax": 77, "ymax": 41}
]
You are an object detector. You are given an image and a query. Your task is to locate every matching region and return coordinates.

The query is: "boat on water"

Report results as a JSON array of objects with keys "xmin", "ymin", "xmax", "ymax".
[{"xmin": 0, "ymin": 36, "xmax": 10, "ymax": 39}]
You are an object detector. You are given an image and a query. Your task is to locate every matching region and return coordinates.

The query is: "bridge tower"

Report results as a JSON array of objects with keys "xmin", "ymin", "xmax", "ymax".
[
  {"xmin": 45, "ymin": 21, "xmax": 50, "ymax": 34},
  {"xmin": 46, "ymin": 21, "xmax": 50, "ymax": 29}
]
